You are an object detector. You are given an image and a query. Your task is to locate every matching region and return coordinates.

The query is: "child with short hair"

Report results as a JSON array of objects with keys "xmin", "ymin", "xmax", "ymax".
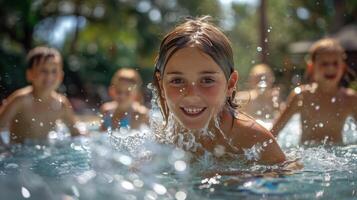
[
  {"xmin": 100, "ymin": 68, "xmax": 149, "ymax": 131},
  {"xmin": 0, "ymin": 46, "xmax": 83, "ymax": 144},
  {"xmin": 152, "ymin": 16, "xmax": 286, "ymax": 165},
  {"xmin": 271, "ymin": 38, "xmax": 357, "ymax": 144},
  {"xmin": 237, "ymin": 63, "xmax": 283, "ymax": 129}
]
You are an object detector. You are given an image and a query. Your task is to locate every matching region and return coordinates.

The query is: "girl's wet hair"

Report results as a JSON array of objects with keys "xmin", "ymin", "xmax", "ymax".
[
  {"xmin": 153, "ymin": 16, "xmax": 237, "ymax": 122},
  {"xmin": 26, "ymin": 46, "xmax": 62, "ymax": 69}
]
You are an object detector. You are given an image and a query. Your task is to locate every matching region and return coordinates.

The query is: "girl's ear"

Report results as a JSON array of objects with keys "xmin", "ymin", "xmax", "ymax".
[{"xmin": 227, "ymin": 70, "xmax": 239, "ymax": 96}]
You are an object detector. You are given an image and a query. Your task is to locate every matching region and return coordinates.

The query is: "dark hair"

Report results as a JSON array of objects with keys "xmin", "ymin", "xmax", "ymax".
[
  {"xmin": 26, "ymin": 46, "xmax": 62, "ymax": 69},
  {"xmin": 153, "ymin": 16, "xmax": 237, "ymax": 122}
]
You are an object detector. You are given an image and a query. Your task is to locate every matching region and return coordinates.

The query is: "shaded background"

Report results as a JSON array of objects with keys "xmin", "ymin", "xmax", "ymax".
[{"xmin": 0, "ymin": 0, "xmax": 356, "ymax": 114}]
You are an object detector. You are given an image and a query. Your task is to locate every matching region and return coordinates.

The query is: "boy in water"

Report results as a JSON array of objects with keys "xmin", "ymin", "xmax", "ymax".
[
  {"xmin": 100, "ymin": 68, "xmax": 148, "ymax": 131},
  {"xmin": 0, "ymin": 46, "xmax": 83, "ymax": 144},
  {"xmin": 237, "ymin": 64, "xmax": 283, "ymax": 129},
  {"xmin": 271, "ymin": 38, "xmax": 357, "ymax": 144}
]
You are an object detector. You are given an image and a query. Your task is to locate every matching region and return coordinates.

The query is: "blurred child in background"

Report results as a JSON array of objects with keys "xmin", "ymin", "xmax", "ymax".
[
  {"xmin": 100, "ymin": 68, "xmax": 148, "ymax": 131},
  {"xmin": 271, "ymin": 38, "xmax": 357, "ymax": 144},
  {"xmin": 237, "ymin": 64, "xmax": 283, "ymax": 130},
  {"xmin": 0, "ymin": 46, "xmax": 83, "ymax": 144}
]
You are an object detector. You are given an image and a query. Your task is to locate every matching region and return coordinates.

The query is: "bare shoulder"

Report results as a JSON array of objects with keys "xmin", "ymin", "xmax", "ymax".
[
  {"xmin": 2, "ymin": 86, "xmax": 33, "ymax": 105},
  {"xmin": 100, "ymin": 101, "xmax": 117, "ymax": 113},
  {"xmin": 341, "ymin": 88, "xmax": 357, "ymax": 106},
  {"xmin": 52, "ymin": 92, "xmax": 71, "ymax": 106},
  {"xmin": 132, "ymin": 102, "xmax": 149, "ymax": 115},
  {"xmin": 342, "ymin": 88, "xmax": 356, "ymax": 97},
  {"xmin": 232, "ymin": 113, "xmax": 274, "ymax": 148}
]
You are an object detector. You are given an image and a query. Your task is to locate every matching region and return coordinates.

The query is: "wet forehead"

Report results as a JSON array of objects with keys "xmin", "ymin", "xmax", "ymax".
[
  {"xmin": 165, "ymin": 47, "xmax": 222, "ymax": 73},
  {"xmin": 33, "ymin": 56, "xmax": 62, "ymax": 70},
  {"xmin": 314, "ymin": 52, "xmax": 344, "ymax": 63}
]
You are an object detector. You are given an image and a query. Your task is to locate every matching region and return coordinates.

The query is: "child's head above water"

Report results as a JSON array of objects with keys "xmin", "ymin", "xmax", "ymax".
[
  {"xmin": 109, "ymin": 68, "xmax": 143, "ymax": 107},
  {"xmin": 306, "ymin": 38, "xmax": 347, "ymax": 85},
  {"xmin": 153, "ymin": 16, "xmax": 238, "ymax": 130},
  {"xmin": 26, "ymin": 46, "xmax": 63, "ymax": 93},
  {"xmin": 248, "ymin": 63, "xmax": 275, "ymax": 89}
]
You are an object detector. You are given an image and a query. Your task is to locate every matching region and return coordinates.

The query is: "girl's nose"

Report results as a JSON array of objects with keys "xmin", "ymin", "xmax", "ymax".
[{"xmin": 182, "ymin": 82, "xmax": 197, "ymax": 97}]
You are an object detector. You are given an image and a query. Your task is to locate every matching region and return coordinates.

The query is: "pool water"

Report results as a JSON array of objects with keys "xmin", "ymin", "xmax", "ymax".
[{"xmin": 0, "ymin": 118, "xmax": 356, "ymax": 200}]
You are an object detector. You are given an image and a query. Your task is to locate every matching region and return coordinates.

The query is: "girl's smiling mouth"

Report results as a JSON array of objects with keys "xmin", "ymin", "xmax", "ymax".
[{"xmin": 180, "ymin": 107, "xmax": 206, "ymax": 117}]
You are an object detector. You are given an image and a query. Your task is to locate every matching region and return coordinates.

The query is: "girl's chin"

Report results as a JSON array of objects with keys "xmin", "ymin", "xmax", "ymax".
[{"xmin": 176, "ymin": 119, "xmax": 208, "ymax": 130}]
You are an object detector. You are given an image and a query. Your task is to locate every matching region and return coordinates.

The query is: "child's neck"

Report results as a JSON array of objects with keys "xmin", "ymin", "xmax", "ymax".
[
  {"xmin": 316, "ymin": 82, "xmax": 339, "ymax": 95},
  {"xmin": 114, "ymin": 103, "xmax": 132, "ymax": 114},
  {"xmin": 32, "ymin": 87, "xmax": 52, "ymax": 101}
]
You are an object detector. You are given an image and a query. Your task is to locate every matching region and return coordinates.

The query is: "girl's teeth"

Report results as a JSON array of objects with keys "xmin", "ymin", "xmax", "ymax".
[{"xmin": 184, "ymin": 108, "xmax": 203, "ymax": 114}]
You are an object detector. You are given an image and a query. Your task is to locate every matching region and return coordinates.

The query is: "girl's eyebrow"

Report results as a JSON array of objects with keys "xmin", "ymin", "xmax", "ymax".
[
  {"xmin": 166, "ymin": 71, "xmax": 183, "ymax": 75},
  {"xmin": 166, "ymin": 70, "xmax": 219, "ymax": 75}
]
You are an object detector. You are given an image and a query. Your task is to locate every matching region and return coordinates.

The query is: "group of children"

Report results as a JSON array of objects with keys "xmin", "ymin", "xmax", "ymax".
[{"xmin": 0, "ymin": 16, "xmax": 356, "ymax": 165}]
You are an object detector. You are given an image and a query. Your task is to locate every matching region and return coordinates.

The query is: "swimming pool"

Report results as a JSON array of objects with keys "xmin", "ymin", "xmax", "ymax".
[{"xmin": 0, "ymin": 119, "xmax": 356, "ymax": 200}]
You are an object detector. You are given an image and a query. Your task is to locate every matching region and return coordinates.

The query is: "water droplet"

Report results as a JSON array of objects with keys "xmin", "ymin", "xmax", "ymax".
[
  {"xmin": 121, "ymin": 181, "xmax": 134, "ymax": 190},
  {"xmin": 298, "ymin": 100, "xmax": 303, "ymax": 106},
  {"xmin": 331, "ymin": 97, "xmax": 336, "ymax": 103},
  {"xmin": 32, "ymin": 118, "xmax": 35, "ymax": 122},
  {"xmin": 153, "ymin": 183, "xmax": 167, "ymax": 195},
  {"xmin": 294, "ymin": 87, "xmax": 301, "ymax": 94},
  {"xmin": 256, "ymin": 110, "xmax": 262, "ymax": 116},
  {"xmin": 175, "ymin": 191, "xmax": 187, "ymax": 200},
  {"xmin": 315, "ymin": 105, "xmax": 320, "ymax": 110},
  {"xmin": 39, "ymin": 122, "xmax": 44, "ymax": 127},
  {"xmin": 133, "ymin": 179, "xmax": 144, "ymax": 188},
  {"xmin": 71, "ymin": 185, "xmax": 80, "ymax": 197},
  {"xmin": 124, "ymin": 112, "xmax": 128, "ymax": 116},
  {"xmin": 135, "ymin": 115, "xmax": 139, "ymax": 120},
  {"xmin": 319, "ymin": 123, "xmax": 324, "ymax": 127},
  {"xmin": 15, "ymin": 119, "xmax": 19, "ymax": 123},
  {"xmin": 174, "ymin": 160, "xmax": 187, "ymax": 171},
  {"xmin": 21, "ymin": 187, "xmax": 31, "ymax": 198},
  {"xmin": 257, "ymin": 46, "xmax": 262, "ymax": 52},
  {"xmin": 316, "ymin": 190, "xmax": 324, "ymax": 198}
]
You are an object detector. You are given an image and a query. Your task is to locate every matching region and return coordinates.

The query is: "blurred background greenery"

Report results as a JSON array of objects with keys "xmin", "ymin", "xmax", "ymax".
[{"xmin": 0, "ymin": 0, "xmax": 356, "ymax": 114}]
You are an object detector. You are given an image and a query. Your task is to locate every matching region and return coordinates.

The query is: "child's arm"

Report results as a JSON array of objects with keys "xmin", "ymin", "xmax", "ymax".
[
  {"xmin": 271, "ymin": 89, "xmax": 301, "ymax": 137},
  {"xmin": 60, "ymin": 96, "xmax": 83, "ymax": 137},
  {"xmin": 0, "ymin": 94, "xmax": 22, "ymax": 133},
  {"xmin": 0, "ymin": 93, "xmax": 24, "ymax": 147}
]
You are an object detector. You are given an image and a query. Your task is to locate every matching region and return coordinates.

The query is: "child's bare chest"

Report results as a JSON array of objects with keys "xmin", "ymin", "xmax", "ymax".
[{"xmin": 17, "ymin": 100, "xmax": 63, "ymax": 127}]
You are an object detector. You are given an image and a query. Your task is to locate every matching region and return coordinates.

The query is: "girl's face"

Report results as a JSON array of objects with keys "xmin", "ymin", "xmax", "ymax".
[
  {"xmin": 312, "ymin": 52, "xmax": 345, "ymax": 87},
  {"xmin": 158, "ymin": 47, "xmax": 237, "ymax": 130}
]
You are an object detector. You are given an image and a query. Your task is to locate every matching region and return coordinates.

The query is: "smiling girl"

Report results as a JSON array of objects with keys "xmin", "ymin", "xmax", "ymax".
[
  {"xmin": 271, "ymin": 38, "xmax": 357, "ymax": 144},
  {"xmin": 151, "ymin": 16, "xmax": 286, "ymax": 165}
]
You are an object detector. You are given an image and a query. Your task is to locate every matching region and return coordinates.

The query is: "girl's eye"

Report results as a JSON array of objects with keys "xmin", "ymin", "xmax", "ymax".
[
  {"xmin": 201, "ymin": 77, "xmax": 215, "ymax": 85},
  {"xmin": 169, "ymin": 78, "xmax": 185, "ymax": 85}
]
